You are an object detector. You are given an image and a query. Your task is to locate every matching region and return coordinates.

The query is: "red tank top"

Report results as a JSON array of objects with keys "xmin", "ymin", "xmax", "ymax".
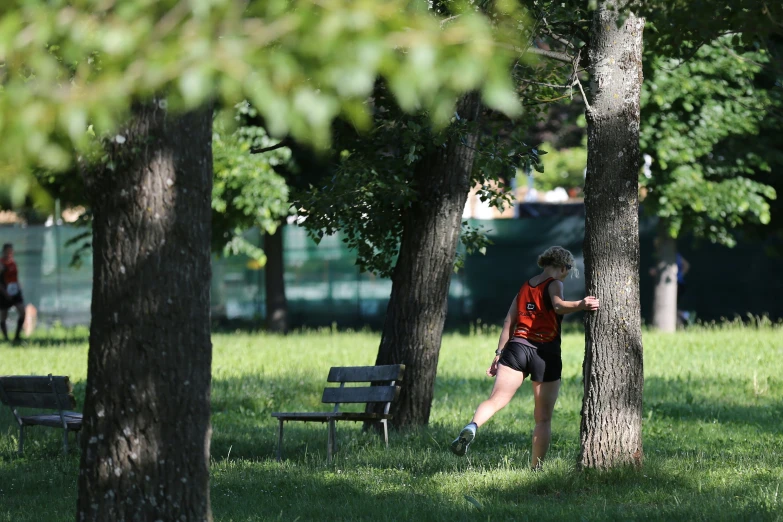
[
  {"xmin": 512, "ymin": 277, "xmax": 561, "ymax": 344},
  {"xmin": 1, "ymin": 259, "xmax": 18, "ymax": 285}
]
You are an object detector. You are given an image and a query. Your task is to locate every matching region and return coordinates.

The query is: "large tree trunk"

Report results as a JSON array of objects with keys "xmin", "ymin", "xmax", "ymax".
[
  {"xmin": 580, "ymin": 3, "xmax": 645, "ymax": 470},
  {"xmin": 265, "ymin": 222, "xmax": 288, "ymax": 333},
  {"xmin": 651, "ymin": 223, "xmax": 678, "ymax": 332},
  {"xmin": 77, "ymin": 102, "xmax": 214, "ymax": 521},
  {"xmin": 371, "ymin": 92, "xmax": 481, "ymax": 427}
]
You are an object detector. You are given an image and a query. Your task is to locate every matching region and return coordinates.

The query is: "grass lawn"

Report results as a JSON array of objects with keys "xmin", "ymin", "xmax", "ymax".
[{"xmin": 1, "ymin": 324, "xmax": 782, "ymax": 521}]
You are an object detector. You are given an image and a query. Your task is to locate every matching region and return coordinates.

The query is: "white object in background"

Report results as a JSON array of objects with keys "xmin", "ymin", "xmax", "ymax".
[
  {"xmin": 544, "ymin": 187, "xmax": 569, "ymax": 202},
  {"xmin": 473, "ymin": 197, "xmax": 495, "ymax": 220},
  {"xmin": 643, "ymin": 154, "xmax": 653, "ymax": 179}
]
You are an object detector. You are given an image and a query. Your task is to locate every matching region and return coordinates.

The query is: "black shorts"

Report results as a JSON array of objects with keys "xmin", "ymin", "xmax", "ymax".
[
  {"xmin": 498, "ymin": 339, "xmax": 562, "ymax": 382},
  {"xmin": 0, "ymin": 292, "xmax": 23, "ymax": 310}
]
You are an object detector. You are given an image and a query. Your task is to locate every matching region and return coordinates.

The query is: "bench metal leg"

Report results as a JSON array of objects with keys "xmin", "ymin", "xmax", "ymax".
[
  {"xmin": 327, "ymin": 419, "xmax": 335, "ymax": 464},
  {"xmin": 276, "ymin": 419, "xmax": 284, "ymax": 462},
  {"xmin": 63, "ymin": 429, "xmax": 69, "ymax": 455},
  {"xmin": 382, "ymin": 419, "xmax": 389, "ymax": 448},
  {"xmin": 17, "ymin": 425, "xmax": 24, "ymax": 454}
]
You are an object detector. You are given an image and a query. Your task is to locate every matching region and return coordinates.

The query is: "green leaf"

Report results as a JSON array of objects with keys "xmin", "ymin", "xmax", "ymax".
[{"xmin": 482, "ymin": 80, "xmax": 522, "ymax": 118}]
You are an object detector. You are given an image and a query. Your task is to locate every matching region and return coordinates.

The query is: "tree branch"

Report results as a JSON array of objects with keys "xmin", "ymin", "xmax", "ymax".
[
  {"xmin": 573, "ymin": 74, "xmax": 592, "ymax": 113},
  {"xmin": 251, "ymin": 139, "xmax": 291, "ymax": 154},
  {"xmin": 440, "ymin": 14, "xmax": 461, "ymax": 27},
  {"xmin": 519, "ymin": 79, "xmax": 572, "ymax": 89},
  {"xmin": 540, "ymin": 18, "xmax": 576, "ymax": 50},
  {"xmin": 525, "ymin": 46, "xmax": 574, "ymax": 64}
]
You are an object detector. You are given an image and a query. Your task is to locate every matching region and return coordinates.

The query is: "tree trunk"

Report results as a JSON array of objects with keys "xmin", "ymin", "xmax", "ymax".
[
  {"xmin": 651, "ymin": 223, "xmax": 678, "ymax": 332},
  {"xmin": 77, "ymin": 102, "xmax": 214, "ymax": 521},
  {"xmin": 265, "ymin": 222, "xmax": 288, "ymax": 333},
  {"xmin": 580, "ymin": 3, "xmax": 645, "ymax": 470},
  {"xmin": 371, "ymin": 92, "xmax": 481, "ymax": 428}
]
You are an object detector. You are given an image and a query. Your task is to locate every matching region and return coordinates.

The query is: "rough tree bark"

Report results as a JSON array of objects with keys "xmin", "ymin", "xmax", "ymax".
[
  {"xmin": 371, "ymin": 92, "xmax": 481, "ymax": 427},
  {"xmin": 265, "ymin": 222, "xmax": 288, "ymax": 333},
  {"xmin": 77, "ymin": 102, "xmax": 214, "ymax": 521},
  {"xmin": 651, "ymin": 223, "xmax": 678, "ymax": 332},
  {"xmin": 580, "ymin": 3, "xmax": 645, "ymax": 469}
]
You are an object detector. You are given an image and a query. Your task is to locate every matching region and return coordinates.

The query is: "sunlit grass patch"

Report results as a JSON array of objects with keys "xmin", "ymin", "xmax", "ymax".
[{"xmin": 1, "ymin": 324, "xmax": 781, "ymax": 521}]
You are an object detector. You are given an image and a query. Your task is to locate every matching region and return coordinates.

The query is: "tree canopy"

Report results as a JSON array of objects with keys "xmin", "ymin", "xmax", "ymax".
[
  {"xmin": 212, "ymin": 104, "xmax": 291, "ymax": 264},
  {"xmin": 640, "ymin": 37, "xmax": 780, "ymax": 245},
  {"xmin": 0, "ymin": 0, "xmax": 526, "ymax": 176}
]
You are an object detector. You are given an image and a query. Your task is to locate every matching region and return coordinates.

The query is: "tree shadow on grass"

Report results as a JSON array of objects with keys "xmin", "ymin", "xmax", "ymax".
[
  {"xmin": 2, "ymin": 371, "xmax": 779, "ymax": 462},
  {"xmin": 208, "ymin": 372, "xmax": 782, "ymax": 465},
  {"xmin": 1, "ymin": 371, "xmax": 782, "ymax": 522},
  {"xmin": 0, "ymin": 336, "xmax": 89, "ymax": 349},
  {"xmin": 463, "ymin": 463, "xmax": 782, "ymax": 522},
  {"xmin": 642, "ymin": 374, "xmax": 783, "ymax": 442},
  {"xmin": 209, "ymin": 451, "xmax": 782, "ymax": 522},
  {"xmin": 23, "ymin": 337, "xmax": 90, "ymax": 348}
]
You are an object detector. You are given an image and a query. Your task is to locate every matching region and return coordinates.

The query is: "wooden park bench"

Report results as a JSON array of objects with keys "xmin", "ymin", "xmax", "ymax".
[
  {"xmin": 272, "ymin": 364, "xmax": 405, "ymax": 463},
  {"xmin": 0, "ymin": 374, "xmax": 83, "ymax": 454}
]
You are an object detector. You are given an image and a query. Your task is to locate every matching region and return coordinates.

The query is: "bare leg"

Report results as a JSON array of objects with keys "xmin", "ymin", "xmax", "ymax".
[
  {"xmin": 13, "ymin": 302, "xmax": 25, "ymax": 341},
  {"xmin": 530, "ymin": 380, "xmax": 561, "ymax": 469},
  {"xmin": 471, "ymin": 364, "xmax": 526, "ymax": 427},
  {"xmin": 0, "ymin": 308, "xmax": 8, "ymax": 341}
]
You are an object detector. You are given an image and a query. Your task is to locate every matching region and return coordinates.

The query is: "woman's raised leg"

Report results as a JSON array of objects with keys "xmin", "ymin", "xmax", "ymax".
[
  {"xmin": 471, "ymin": 364, "xmax": 526, "ymax": 427},
  {"xmin": 451, "ymin": 364, "xmax": 526, "ymax": 456}
]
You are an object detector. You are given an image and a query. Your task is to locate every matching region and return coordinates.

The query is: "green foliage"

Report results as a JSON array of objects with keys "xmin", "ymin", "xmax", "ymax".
[
  {"xmin": 294, "ymin": 96, "xmax": 547, "ymax": 277},
  {"xmin": 532, "ymin": 139, "xmax": 586, "ymax": 191},
  {"xmin": 2, "ymin": 325, "xmax": 783, "ymax": 520},
  {"xmin": 292, "ymin": 95, "xmax": 425, "ymax": 276},
  {"xmin": 640, "ymin": 0, "xmax": 783, "ymax": 61},
  {"xmin": 454, "ymin": 221, "xmax": 492, "ymax": 272},
  {"xmin": 212, "ymin": 104, "xmax": 290, "ymax": 264},
  {"xmin": 0, "ymin": 0, "xmax": 526, "ymax": 179},
  {"xmin": 640, "ymin": 38, "xmax": 780, "ymax": 245}
]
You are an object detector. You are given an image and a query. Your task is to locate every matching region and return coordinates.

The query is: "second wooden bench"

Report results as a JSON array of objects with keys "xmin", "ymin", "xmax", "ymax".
[
  {"xmin": 0, "ymin": 374, "xmax": 83, "ymax": 454},
  {"xmin": 271, "ymin": 364, "xmax": 405, "ymax": 463}
]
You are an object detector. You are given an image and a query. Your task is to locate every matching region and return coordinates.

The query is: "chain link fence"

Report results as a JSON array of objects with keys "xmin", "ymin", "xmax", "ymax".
[{"xmin": 1, "ymin": 215, "xmax": 780, "ymax": 330}]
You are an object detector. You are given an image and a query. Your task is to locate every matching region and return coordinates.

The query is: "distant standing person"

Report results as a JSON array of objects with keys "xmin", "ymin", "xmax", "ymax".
[
  {"xmin": 449, "ymin": 246, "xmax": 600, "ymax": 469},
  {"xmin": 0, "ymin": 243, "xmax": 26, "ymax": 343}
]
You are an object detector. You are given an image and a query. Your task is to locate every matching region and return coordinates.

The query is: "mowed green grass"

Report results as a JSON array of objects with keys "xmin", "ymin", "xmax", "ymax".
[{"xmin": 1, "ymin": 324, "xmax": 782, "ymax": 521}]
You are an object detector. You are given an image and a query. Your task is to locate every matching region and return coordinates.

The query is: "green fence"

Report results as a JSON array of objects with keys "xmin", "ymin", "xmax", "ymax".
[{"xmin": 1, "ymin": 217, "xmax": 781, "ymax": 329}]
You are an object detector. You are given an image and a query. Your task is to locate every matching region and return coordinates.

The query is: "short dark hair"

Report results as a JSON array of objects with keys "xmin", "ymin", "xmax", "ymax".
[{"xmin": 2, "ymin": 243, "xmax": 12, "ymax": 252}]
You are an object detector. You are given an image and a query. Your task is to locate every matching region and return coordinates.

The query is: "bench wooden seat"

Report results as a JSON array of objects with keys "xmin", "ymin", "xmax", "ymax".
[
  {"xmin": 272, "ymin": 364, "xmax": 404, "ymax": 463},
  {"xmin": 0, "ymin": 374, "xmax": 83, "ymax": 454},
  {"xmin": 272, "ymin": 412, "xmax": 390, "ymax": 422},
  {"xmin": 21, "ymin": 411, "xmax": 84, "ymax": 429}
]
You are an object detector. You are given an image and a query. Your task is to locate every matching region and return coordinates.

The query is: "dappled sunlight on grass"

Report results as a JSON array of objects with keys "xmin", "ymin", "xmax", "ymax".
[{"xmin": 0, "ymin": 325, "xmax": 781, "ymax": 521}]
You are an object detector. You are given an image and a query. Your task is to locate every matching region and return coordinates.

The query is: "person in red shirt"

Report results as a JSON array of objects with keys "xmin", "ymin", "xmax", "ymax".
[
  {"xmin": 450, "ymin": 246, "xmax": 600, "ymax": 469},
  {"xmin": 0, "ymin": 243, "xmax": 26, "ymax": 343}
]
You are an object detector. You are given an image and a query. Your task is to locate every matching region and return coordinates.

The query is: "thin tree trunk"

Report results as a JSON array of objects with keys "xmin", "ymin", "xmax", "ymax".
[
  {"xmin": 651, "ymin": 223, "xmax": 677, "ymax": 332},
  {"xmin": 265, "ymin": 222, "xmax": 288, "ymax": 333},
  {"xmin": 77, "ymin": 102, "xmax": 214, "ymax": 521},
  {"xmin": 580, "ymin": 3, "xmax": 645, "ymax": 470},
  {"xmin": 371, "ymin": 92, "xmax": 481, "ymax": 428}
]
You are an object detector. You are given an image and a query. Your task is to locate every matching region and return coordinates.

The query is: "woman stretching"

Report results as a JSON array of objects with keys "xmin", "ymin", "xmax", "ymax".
[{"xmin": 450, "ymin": 246, "xmax": 600, "ymax": 469}]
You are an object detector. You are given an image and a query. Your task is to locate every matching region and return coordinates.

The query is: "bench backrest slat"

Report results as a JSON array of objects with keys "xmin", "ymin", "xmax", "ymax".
[
  {"xmin": 0, "ymin": 390, "xmax": 75, "ymax": 410},
  {"xmin": 0, "ymin": 376, "xmax": 76, "ymax": 410},
  {"xmin": 322, "ymin": 385, "xmax": 399, "ymax": 404},
  {"xmin": 327, "ymin": 365, "xmax": 405, "ymax": 383},
  {"xmin": 0, "ymin": 376, "xmax": 72, "ymax": 395}
]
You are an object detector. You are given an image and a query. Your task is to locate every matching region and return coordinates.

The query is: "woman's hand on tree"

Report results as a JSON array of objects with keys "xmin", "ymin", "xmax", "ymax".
[{"xmin": 580, "ymin": 296, "xmax": 600, "ymax": 311}]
